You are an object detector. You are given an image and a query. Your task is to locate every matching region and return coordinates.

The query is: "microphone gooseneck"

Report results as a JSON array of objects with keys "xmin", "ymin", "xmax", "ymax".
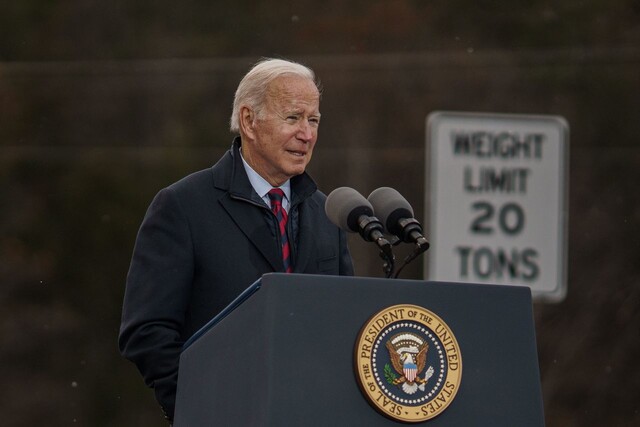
[{"xmin": 368, "ymin": 187, "xmax": 430, "ymax": 278}]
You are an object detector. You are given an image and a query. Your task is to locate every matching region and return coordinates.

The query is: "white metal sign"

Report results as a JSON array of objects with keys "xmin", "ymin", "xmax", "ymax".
[{"xmin": 426, "ymin": 111, "xmax": 568, "ymax": 302}]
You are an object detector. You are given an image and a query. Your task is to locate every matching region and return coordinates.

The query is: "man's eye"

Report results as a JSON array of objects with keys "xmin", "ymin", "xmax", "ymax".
[{"xmin": 286, "ymin": 115, "xmax": 299, "ymax": 121}]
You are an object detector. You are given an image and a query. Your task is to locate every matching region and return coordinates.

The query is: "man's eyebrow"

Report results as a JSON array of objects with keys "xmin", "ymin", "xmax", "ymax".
[{"xmin": 279, "ymin": 109, "xmax": 321, "ymax": 117}]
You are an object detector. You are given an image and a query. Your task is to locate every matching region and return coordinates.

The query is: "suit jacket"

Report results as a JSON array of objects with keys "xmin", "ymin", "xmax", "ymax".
[{"xmin": 118, "ymin": 138, "xmax": 354, "ymax": 421}]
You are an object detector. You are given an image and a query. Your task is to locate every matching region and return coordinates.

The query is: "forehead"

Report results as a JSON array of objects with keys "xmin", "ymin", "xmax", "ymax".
[{"xmin": 265, "ymin": 75, "xmax": 320, "ymax": 110}]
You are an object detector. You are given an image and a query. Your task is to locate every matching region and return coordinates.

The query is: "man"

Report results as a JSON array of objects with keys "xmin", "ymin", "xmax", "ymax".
[{"xmin": 118, "ymin": 58, "xmax": 354, "ymax": 422}]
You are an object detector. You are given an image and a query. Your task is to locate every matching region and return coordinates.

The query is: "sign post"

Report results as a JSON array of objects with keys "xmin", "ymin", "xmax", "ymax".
[{"xmin": 426, "ymin": 111, "xmax": 569, "ymax": 302}]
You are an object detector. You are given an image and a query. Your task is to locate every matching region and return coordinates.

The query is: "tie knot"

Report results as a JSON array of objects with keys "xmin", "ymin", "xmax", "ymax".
[{"xmin": 268, "ymin": 188, "xmax": 285, "ymax": 204}]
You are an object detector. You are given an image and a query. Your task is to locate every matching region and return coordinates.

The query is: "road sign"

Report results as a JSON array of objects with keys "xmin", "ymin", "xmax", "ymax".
[{"xmin": 426, "ymin": 111, "xmax": 569, "ymax": 302}]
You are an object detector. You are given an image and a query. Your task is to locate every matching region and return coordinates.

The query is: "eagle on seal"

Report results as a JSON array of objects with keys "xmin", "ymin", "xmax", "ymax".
[{"xmin": 386, "ymin": 333, "xmax": 433, "ymax": 394}]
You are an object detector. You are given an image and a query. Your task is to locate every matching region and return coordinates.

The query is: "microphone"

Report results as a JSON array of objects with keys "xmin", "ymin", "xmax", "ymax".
[
  {"xmin": 326, "ymin": 187, "xmax": 395, "ymax": 277},
  {"xmin": 325, "ymin": 187, "xmax": 388, "ymax": 244},
  {"xmin": 367, "ymin": 187, "xmax": 430, "ymax": 249}
]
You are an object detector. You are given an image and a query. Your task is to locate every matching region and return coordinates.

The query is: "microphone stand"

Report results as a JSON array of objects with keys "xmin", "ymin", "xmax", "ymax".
[
  {"xmin": 377, "ymin": 238, "xmax": 395, "ymax": 278},
  {"xmin": 393, "ymin": 236, "xmax": 430, "ymax": 279},
  {"xmin": 357, "ymin": 216, "xmax": 396, "ymax": 278}
]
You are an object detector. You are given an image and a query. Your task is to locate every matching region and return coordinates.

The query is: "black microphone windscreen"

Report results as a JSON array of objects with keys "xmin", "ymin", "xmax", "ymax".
[
  {"xmin": 326, "ymin": 187, "xmax": 374, "ymax": 232},
  {"xmin": 368, "ymin": 187, "xmax": 414, "ymax": 235}
]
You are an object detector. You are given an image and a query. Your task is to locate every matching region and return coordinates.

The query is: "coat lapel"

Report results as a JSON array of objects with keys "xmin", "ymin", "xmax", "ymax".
[
  {"xmin": 213, "ymin": 139, "xmax": 283, "ymax": 272},
  {"xmin": 292, "ymin": 197, "xmax": 318, "ymax": 273},
  {"xmin": 219, "ymin": 195, "xmax": 283, "ymax": 272}
]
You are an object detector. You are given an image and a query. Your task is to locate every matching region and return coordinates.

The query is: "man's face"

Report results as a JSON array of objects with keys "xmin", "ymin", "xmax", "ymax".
[{"xmin": 242, "ymin": 74, "xmax": 321, "ymax": 187}]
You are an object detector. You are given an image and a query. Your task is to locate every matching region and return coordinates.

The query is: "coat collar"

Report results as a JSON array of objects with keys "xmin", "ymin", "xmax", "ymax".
[
  {"xmin": 213, "ymin": 137, "xmax": 318, "ymax": 204},
  {"xmin": 213, "ymin": 137, "xmax": 320, "ymax": 272}
]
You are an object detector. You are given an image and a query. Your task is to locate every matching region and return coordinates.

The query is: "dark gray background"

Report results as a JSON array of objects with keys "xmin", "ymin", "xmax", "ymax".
[{"xmin": 1, "ymin": 1, "xmax": 638, "ymax": 425}]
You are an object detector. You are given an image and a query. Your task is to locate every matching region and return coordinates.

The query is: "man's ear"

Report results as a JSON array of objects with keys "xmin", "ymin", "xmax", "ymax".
[{"xmin": 239, "ymin": 106, "xmax": 256, "ymax": 140}]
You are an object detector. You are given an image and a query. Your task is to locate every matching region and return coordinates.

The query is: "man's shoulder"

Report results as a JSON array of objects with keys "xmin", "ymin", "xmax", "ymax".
[
  {"xmin": 167, "ymin": 147, "xmax": 233, "ymax": 194},
  {"xmin": 168, "ymin": 167, "xmax": 215, "ymax": 194}
]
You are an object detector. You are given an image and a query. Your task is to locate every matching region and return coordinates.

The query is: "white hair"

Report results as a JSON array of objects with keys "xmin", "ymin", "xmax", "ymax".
[{"xmin": 229, "ymin": 58, "xmax": 319, "ymax": 133}]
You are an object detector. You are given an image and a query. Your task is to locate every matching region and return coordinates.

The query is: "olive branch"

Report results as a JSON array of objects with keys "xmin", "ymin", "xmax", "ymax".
[{"xmin": 384, "ymin": 363, "xmax": 397, "ymax": 385}]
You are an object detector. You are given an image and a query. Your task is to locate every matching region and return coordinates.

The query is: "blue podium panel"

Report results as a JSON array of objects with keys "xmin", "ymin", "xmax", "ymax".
[{"xmin": 174, "ymin": 273, "xmax": 544, "ymax": 427}]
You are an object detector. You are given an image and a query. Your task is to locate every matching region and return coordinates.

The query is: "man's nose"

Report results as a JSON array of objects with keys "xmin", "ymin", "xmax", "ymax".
[{"xmin": 297, "ymin": 120, "xmax": 315, "ymax": 141}]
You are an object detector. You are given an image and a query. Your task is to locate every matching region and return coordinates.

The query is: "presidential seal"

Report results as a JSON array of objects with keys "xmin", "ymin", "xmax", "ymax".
[{"xmin": 354, "ymin": 304, "xmax": 462, "ymax": 423}]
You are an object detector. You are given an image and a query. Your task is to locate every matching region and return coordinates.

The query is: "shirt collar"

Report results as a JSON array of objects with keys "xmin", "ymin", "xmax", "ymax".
[{"xmin": 240, "ymin": 149, "xmax": 291, "ymax": 205}]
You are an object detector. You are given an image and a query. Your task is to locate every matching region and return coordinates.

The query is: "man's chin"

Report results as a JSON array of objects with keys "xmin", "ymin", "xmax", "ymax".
[
  {"xmin": 285, "ymin": 162, "xmax": 309, "ymax": 177},
  {"xmin": 289, "ymin": 167, "xmax": 306, "ymax": 177}
]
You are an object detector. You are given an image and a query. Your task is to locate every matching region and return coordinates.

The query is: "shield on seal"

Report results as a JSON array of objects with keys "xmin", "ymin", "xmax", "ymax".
[{"xmin": 403, "ymin": 360, "xmax": 418, "ymax": 382}]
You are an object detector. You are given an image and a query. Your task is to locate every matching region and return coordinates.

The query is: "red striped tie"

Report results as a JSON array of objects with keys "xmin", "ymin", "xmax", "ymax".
[{"xmin": 268, "ymin": 189, "xmax": 292, "ymax": 273}]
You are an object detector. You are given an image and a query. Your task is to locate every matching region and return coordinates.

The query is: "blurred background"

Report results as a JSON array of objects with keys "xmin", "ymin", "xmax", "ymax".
[{"xmin": 1, "ymin": 1, "xmax": 639, "ymax": 425}]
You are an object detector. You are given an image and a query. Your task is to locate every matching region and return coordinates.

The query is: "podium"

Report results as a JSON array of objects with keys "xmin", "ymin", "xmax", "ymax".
[{"xmin": 173, "ymin": 273, "xmax": 544, "ymax": 426}]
